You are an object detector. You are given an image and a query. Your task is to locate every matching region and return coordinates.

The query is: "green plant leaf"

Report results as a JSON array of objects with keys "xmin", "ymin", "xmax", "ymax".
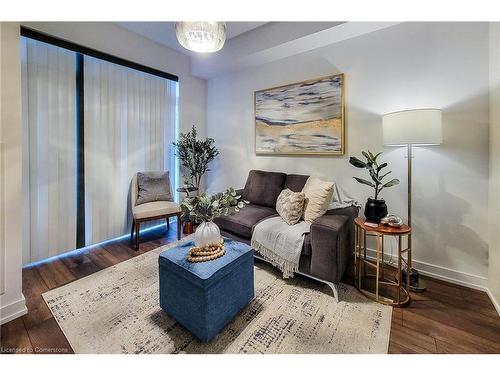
[
  {"xmin": 349, "ymin": 157, "xmax": 366, "ymax": 168},
  {"xmin": 353, "ymin": 177, "xmax": 375, "ymax": 188},
  {"xmin": 376, "ymin": 162, "xmax": 387, "ymax": 171},
  {"xmin": 381, "ymin": 178, "xmax": 400, "ymax": 188},
  {"xmin": 172, "ymin": 125, "xmax": 219, "ymax": 191},
  {"xmin": 379, "ymin": 170, "xmax": 392, "ymax": 180},
  {"xmin": 350, "ymin": 150, "xmax": 396, "ymax": 197}
]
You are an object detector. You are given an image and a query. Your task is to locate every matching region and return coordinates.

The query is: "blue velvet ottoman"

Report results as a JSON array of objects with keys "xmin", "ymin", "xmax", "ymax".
[{"xmin": 158, "ymin": 239, "xmax": 254, "ymax": 342}]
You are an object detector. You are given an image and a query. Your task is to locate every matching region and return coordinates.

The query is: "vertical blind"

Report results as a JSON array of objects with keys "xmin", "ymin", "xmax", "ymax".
[
  {"xmin": 21, "ymin": 38, "xmax": 178, "ymax": 263},
  {"xmin": 21, "ymin": 38, "xmax": 77, "ymax": 263},
  {"xmin": 84, "ymin": 56, "xmax": 178, "ymax": 245}
]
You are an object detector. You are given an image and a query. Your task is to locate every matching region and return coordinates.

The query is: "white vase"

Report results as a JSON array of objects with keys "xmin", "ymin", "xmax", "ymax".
[{"xmin": 194, "ymin": 221, "xmax": 222, "ymax": 248}]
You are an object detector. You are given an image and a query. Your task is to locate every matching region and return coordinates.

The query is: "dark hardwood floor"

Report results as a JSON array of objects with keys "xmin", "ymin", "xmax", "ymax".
[{"xmin": 1, "ymin": 225, "xmax": 499, "ymax": 354}]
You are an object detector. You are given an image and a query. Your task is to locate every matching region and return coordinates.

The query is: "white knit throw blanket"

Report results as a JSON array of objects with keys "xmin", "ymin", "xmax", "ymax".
[{"xmin": 251, "ymin": 216, "xmax": 311, "ymax": 278}]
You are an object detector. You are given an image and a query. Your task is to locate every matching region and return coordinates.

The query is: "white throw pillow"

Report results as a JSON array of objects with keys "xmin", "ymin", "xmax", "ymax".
[
  {"xmin": 301, "ymin": 176, "xmax": 335, "ymax": 223},
  {"xmin": 276, "ymin": 188, "xmax": 306, "ymax": 225}
]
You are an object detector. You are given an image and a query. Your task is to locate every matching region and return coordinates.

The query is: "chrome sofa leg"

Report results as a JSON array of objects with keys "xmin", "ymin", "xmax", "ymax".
[
  {"xmin": 254, "ymin": 254, "xmax": 341, "ymax": 301},
  {"xmin": 324, "ymin": 282, "xmax": 339, "ymax": 302}
]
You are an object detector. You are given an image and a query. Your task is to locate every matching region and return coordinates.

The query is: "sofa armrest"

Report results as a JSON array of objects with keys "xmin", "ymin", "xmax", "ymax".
[
  {"xmin": 324, "ymin": 205, "xmax": 359, "ymax": 220},
  {"xmin": 309, "ymin": 214, "xmax": 354, "ymax": 283}
]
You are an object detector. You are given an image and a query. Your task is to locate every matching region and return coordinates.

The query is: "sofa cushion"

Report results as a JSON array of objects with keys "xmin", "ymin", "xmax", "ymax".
[
  {"xmin": 214, "ymin": 204, "xmax": 277, "ymax": 238},
  {"xmin": 302, "ymin": 176, "xmax": 335, "ymax": 223},
  {"xmin": 241, "ymin": 170, "xmax": 286, "ymax": 208},
  {"xmin": 132, "ymin": 201, "xmax": 181, "ymax": 219},
  {"xmin": 284, "ymin": 174, "xmax": 309, "ymax": 192},
  {"xmin": 276, "ymin": 188, "xmax": 306, "ymax": 225},
  {"xmin": 133, "ymin": 201, "xmax": 180, "ymax": 219}
]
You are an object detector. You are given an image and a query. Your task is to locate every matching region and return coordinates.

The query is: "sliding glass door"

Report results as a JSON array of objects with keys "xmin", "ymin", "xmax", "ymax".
[
  {"xmin": 21, "ymin": 36, "xmax": 178, "ymax": 264},
  {"xmin": 83, "ymin": 56, "xmax": 178, "ymax": 245},
  {"xmin": 21, "ymin": 37, "xmax": 78, "ymax": 263}
]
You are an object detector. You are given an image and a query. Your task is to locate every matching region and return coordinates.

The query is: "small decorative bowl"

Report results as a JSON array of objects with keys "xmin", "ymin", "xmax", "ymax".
[{"xmin": 380, "ymin": 215, "xmax": 403, "ymax": 228}]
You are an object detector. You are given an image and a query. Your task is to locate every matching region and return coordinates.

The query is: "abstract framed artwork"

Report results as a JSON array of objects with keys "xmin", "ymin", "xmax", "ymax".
[{"xmin": 254, "ymin": 73, "xmax": 345, "ymax": 155}]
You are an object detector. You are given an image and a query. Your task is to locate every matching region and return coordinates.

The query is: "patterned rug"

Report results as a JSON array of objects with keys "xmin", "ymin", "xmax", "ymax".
[{"xmin": 43, "ymin": 238, "xmax": 392, "ymax": 354}]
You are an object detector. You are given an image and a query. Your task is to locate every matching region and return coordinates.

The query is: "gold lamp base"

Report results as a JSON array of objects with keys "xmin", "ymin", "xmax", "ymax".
[
  {"xmin": 404, "ymin": 277, "xmax": 427, "ymax": 293},
  {"xmin": 395, "ymin": 270, "xmax": 427, "ymax": 293}
]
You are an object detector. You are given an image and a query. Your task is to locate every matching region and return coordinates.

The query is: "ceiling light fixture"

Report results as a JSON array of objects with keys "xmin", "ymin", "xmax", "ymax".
[{"xmin": 175, "ymin": 22, "xmax": 227, "ymax": 53}]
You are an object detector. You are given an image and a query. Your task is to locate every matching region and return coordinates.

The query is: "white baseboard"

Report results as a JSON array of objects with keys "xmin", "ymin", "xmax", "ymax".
[
  {"xmin": 0, "ymin": 295, "xmax": 27, "ymax": 325},
  {"xmin": 363, "ymin": 247, "xmax": 499, "ymax": 316},
  {"xmin": 485, "ymin": 288, "xmax": 500, "ymax": 316},
  {"xmin": 363, "ymin": 247, "xmax": 488, "ymax": 290}
]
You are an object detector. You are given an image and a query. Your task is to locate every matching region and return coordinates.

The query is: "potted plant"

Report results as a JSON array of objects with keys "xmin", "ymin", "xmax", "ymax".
[
  {"xmin": 173, "ymin": 126, "xmax": 219, "ymax": 234},
  {"xmin": 349, "ymin": 151, "xmax": 400, "ymax": 223},
  {"xmin": 181, "ymin": 188, "xmax": 248, "ymax": 247},
  {"xmin": 172, "ymin": 125, "xmax": 219, "ymax": 193}
]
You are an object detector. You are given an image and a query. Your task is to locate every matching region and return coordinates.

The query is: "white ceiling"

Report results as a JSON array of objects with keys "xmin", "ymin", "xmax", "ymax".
[
  {"xmin": 116, "ymin": 22, "xmax": 268, "ymax": 55},
  {"xmin": 116, "ymin": 22, "xmax": 401, "ymax": 79}
]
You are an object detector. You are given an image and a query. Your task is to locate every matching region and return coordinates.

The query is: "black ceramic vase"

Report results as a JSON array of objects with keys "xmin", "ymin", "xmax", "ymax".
[{"xmin": 364, "ymin": 197, "xmax": 388, "ymax": 223}]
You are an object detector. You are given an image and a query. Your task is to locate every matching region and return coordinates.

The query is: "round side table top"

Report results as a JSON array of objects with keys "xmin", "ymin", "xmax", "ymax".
[{"xmin": 354, "ymin": 217, "xmax": 411, "ymax": 235}]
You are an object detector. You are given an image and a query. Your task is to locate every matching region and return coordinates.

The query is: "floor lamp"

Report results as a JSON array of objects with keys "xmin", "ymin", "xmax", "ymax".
[{"xmin": 382, "ymin": 109, "xmax": 443, "ymax": 292}]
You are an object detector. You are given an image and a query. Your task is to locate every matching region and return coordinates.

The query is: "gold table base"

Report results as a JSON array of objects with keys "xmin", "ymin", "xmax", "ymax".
[{"xmin": 354, "ymin": 220, "xmax": 412, "ymax": 307}]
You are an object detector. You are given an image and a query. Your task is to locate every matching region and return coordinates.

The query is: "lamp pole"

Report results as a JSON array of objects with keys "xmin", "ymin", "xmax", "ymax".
[
  {"xmin": 407, "ymin": 144, "xmax": 412, "ymax": 227},
  {"xmin": 406, "ymin": 143, "xmax": 426, "ymax": 292},
  {"xmin": 383, "ymin": 109, "xmax": 442, "ymax": 294}
]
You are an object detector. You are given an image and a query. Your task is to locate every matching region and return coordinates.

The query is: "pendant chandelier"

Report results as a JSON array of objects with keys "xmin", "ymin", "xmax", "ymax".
[{"xmin": 175, "ymin": 22, "xmax": 227, "ymax": 53}]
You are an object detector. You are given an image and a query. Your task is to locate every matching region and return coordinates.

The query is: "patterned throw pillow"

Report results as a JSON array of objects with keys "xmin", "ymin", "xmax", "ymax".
[
  {"xmin": 276, "ymin": 188, "xmax": 306, "ymax": 225},
  {"xmin": 136, "ymin": 171, "xmax": 172, "ymax": 206},
  {"xmin": 301, "ymin": 176, "xmax": 335, "ymax": 223}
]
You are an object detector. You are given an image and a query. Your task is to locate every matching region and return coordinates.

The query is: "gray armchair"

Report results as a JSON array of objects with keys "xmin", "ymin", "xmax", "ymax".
[{"xmin": 130, "ymin": 172, "xmax": 182, "ymax": 250}]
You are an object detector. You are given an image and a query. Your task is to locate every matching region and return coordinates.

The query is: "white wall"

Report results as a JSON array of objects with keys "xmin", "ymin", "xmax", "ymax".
[
  {"xmin": 207, "ymin": 22, "xmax": 490, "ymax": 288},
  {"xmin": 22, "ymin": 22, "xmax": 207, "ymax": 138},
  {"xmin": 0, "ymin": 22, "xmax": 27, "ymax": 324},
  {"xmin": 489, "ymin": 23, "xmax": 500, "ymax": 312}
]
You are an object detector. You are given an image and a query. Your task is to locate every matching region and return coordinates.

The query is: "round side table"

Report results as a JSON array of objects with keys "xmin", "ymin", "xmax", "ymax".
[{"xmin": 354, "ymin": 217, "xmax": 412, "ymax": 307}]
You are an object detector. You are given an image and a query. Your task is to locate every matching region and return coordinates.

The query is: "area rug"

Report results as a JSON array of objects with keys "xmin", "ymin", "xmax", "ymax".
[{"xmin": 43, "ymin": 238, "xmax": 392, "ymax": 354}]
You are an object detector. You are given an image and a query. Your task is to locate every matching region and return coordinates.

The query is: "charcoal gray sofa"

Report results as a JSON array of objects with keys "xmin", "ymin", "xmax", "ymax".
[{"xmin": 214, "ymin": 170, "xmax": 359, "ymax": 300}]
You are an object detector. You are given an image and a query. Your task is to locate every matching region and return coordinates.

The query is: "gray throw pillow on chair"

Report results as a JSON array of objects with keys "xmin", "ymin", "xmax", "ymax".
[{"xmin": 136, "ymin": 171, "xmax": 173, "ymax": 206}]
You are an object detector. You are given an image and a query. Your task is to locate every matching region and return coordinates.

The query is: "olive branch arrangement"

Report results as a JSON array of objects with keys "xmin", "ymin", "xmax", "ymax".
[
  {"xmin": 180, "ymin": 187, "xmax": 248, "ymax": 223},
  {"xmin": 173, "ymin": 125, "xmax": 219, "ymax": 191}
]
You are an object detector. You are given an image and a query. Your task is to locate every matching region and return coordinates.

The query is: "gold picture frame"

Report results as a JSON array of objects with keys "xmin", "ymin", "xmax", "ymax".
[{"xmin": 254, "ymin": 73, "xmax": 345, "ymax": 156}]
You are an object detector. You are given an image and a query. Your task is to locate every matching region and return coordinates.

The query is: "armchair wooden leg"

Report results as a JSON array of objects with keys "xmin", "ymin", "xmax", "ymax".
[
  {"xmin": 177, "ymin": 214, "xmax": 181, "ymax": 241},
  {"xmin": 135, "ymin": 221, "xmax": 140, "ymax": 250},
  {"xmin": 167, "ymin": 216, "xmax": 170, "ymax": 231},
  {"xmin": 130, "ymin": 219, "xmax": 135, "ymax": 241}
]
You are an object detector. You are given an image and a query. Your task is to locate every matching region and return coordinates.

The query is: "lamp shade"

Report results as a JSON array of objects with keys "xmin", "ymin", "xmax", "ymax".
[{"xmin": 382, "ymin": 109, "xmax": 442, "ymax": 146}]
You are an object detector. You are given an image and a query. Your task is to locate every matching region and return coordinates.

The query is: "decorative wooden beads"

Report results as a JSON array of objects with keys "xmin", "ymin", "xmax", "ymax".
[{"xmin": 187, "ymin": 242, "xmax": 225, "ymax": 263}]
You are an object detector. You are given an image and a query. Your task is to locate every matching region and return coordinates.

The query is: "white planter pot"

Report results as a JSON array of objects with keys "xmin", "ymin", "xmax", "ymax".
[{"xmin": 194, "ymin": 221, "xmax": 222, "ymax": 248}]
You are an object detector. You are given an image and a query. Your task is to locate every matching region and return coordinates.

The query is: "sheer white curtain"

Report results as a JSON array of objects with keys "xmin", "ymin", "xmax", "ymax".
[
  {"xmin": 21, "ymin": 38, "xmax": 77, "ymax": 263},
  {"xmin": 84, "ymin": 56, "xmax": 178, "ymax": 245}
]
